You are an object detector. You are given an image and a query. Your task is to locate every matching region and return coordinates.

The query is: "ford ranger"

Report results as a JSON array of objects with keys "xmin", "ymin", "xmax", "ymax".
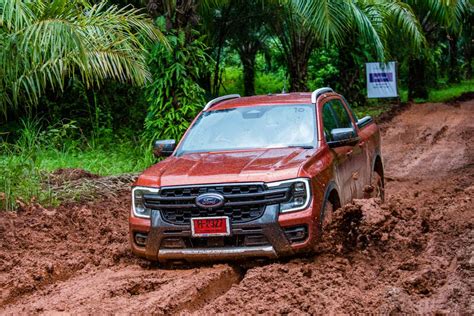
[{"xmin": 130, "ymin": 87, "xmax": 384, "ymax": 262}]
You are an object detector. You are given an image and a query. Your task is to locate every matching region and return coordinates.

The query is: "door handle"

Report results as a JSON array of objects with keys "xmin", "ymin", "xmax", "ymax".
[
  {"xmin": 359, "ymin": 141, "xmax": 365, "ymax": 147},
  {"xmin": 346, "ymin": 150, "xmax": 353, "ymax": 157}
]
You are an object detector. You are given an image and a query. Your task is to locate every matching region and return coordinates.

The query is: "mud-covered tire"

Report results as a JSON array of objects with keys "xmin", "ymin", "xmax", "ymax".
[
  {"xmin": 319, "ymin": 199, "xmax": 334, "ymax": 237},
  {"xmin": 370, "ymin": 171, "xmax": 385, "ymax": 202}
]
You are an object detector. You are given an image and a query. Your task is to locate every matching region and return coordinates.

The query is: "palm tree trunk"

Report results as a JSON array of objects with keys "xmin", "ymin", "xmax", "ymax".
[
  {"xmin": 463, "ymin": 17, "xmax": 473, "ymax": 79},
  {"xmin": 408, "ymin": 57, "xmax": 429, "ymax": 100},
  {"xmin": 212, "ymin": 43, "xmax": 223, "ymax": 96},
  {"xmin": 288, "ymin": 59, "xmax": 309, "ymax": 92},
  {"xmin": 237, "ymin": 42, "xmax": 260, "ymax": 96},
  {"xmin": 240, "ymin": 53, "xmax": 256, "ymax": 96},
  {"xmin": 465, "ymin": 44, "xmax": 473, "ymax": 80},
  {"xmin": 448, "ymin": 34, "xmax": 460, "ymax": 83}
]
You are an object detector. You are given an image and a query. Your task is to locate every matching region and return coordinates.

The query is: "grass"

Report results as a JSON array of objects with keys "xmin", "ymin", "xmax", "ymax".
[
  {"xmin": 0, "ymin": 119, "xmax": 154, "ymax": 210},
  {"xmin": 428, "ymin": 79, "xmax": 474, "ymax": 103},
  {"xmin": 399, "ymin": 79, "xmax": 474, "ymax": 103},
  {"xmin": 0, "ymin": 145, "xmax": 153, "ymax": 210},
  {"xmin": 353, "ymin": 102, "xmax": 393, "ymax": 119},
  {"xmin": 37, "ymin": 146, "xmax": 153, "ymax": 176},
  {"xmin": 355, "ymin": 79, "xmax": 473, "ymax": 119}
]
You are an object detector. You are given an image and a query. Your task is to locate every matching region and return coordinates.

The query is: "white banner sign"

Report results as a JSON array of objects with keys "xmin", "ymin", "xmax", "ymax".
[{"xmin": 366, "ymin": 62, "xmax": 398, "ymax": 98}]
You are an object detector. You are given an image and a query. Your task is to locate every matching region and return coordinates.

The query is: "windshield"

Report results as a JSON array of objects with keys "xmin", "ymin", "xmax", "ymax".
[{"xmin": 176, "ymin": 104, "xmax": 317, "ymax": 155}]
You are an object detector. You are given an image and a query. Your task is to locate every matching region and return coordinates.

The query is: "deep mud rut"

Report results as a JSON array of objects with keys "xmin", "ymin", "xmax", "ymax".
[{"xmin": 1, "ymin": 99, "xmax": 473, "ymax": 314}]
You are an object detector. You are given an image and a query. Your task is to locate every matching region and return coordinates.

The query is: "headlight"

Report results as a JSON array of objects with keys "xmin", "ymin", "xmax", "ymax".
[
  {"xmin": 266, "ymin": 178, "xmax": 311, "ymax": 213},
  {"xmin": 132, "ymin": 186, "xmax": 159, "ymax": 218}
]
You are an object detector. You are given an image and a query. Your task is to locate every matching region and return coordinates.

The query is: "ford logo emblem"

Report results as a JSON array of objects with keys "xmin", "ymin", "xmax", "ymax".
[{"xmin": 196, "ymin": 193, "xmax": 225, "ymax": 209}]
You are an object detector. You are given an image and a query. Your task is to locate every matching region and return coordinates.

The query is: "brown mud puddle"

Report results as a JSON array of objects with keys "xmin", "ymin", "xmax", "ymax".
[{"xmin": 1, "ymin": 99, "xmax": 473, "ymax": 314}]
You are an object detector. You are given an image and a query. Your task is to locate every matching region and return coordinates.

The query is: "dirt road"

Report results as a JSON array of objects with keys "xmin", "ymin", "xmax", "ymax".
[{"xmin": 1, "ymin": 99, "xmax": 473, "ymax": 314}]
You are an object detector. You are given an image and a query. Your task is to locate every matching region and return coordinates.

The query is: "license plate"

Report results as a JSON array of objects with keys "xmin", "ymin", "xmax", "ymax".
[{"xmin": 191, "ymin": 216, "xmax": 230, "ymax": 237}]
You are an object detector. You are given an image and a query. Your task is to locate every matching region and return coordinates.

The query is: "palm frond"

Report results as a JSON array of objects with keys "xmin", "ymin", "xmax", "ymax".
[
  {"xmin": 0, "ymin": 0, "xmax": 35, "ymax": 31},
  {"xmin": 0, "ymin": 0, "xmax": 166, "ymax": 115},
  {"xmin": 382, "ymin": 0, "xmax": 426, "ymax": 51},
  {"xmin": 291, "ymin": 0, "xmax": 349, "ymax": 45},
  {"xmin": 345, "ymin": 1, "xmax": 385, "ymax": 59}
]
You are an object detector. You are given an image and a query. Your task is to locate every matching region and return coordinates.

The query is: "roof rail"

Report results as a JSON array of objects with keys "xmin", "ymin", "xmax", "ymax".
[
  {"xmin": 203, "ymin": 94, "xmax": 241, "ymax": 111},
  {"xmin": 311, "ymin": 87, "xmax": 333, "ymax": 103}
]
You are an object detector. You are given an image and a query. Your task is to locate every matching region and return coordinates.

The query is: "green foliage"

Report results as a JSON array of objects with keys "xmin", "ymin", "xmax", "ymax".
[
  {"xmin": 400, "ymin": 79, "xmax": 474, "ymax": 103},
  {"xmin": 255, "ymin": 71, "xmax": 288, "ymax": 95},
  {"xmin": 428, "ymin": 79, "xmax": 474, "ymax": 103},
  {"xmin": 1, "ymin": 0, "xmax": 473, "ymax": 212},
  {"xmin": 0, "ymin": 118, "xmax": 53, "ymax": 210},
  {"xmin": 219, "ymin": 66, "xmax": 244, "ymax": 95},
  {"xmin": 353, "ymin": 103, "xmax": 392, "ymax": 119},
  {"xmin": 219, "ymin": 50, "xmax": 288, "ymax": 96},
  {"xmin": 0, "ymin": 0, "xmax": 164, "ymax": 116},
  {"xmin": 307, "ymin": 47, "xmax": 340, "ymax": 90},
  {"xmin": 0, "ymin": 117, "xmax": 154, "ymax": 211},
  {"xmin": 0, "ymin": 151, "xmax": 53, "ymax": 211},
  {"xmin": 144, "ymin": 23, "xmax": 210, "ymax": 142}
]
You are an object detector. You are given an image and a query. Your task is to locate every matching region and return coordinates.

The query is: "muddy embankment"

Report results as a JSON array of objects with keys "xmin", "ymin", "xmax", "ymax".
[{"xmin": 1, "ymin": 99, "xmax": 473, "ymax": 314}]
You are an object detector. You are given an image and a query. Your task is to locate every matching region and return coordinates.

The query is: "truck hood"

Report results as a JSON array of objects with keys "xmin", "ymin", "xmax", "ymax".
[{"xmin": 136, "ymin": 148, "xmax": 314, "ymax": 187}]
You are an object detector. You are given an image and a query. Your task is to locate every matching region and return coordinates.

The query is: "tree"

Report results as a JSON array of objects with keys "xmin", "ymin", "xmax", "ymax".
[
  {"xmin": 144, "ymin": 23, "xmax": 210, "ymax": 141},
  {"xmin": 271, "ymin": 2, "xmax": 317, "ymax": 92},
  {"xmin": 276, "ymin": 0, "xmax": 425, "ymax": 92},
  {"xmin": 0, "ymin": 0, "xmax": 164, "ymax": 116},
  {"xmin": 144, "ymin": 1, "xmax": 212, "ymax": 141},
  {"xmin": 227, "ymin": 1, "xmax": 274, "ymax": 96},
  {"xmin": 461, "ymin": 7, "xmax": 473, "ymax": 79},
  {"xmin": 402, "ymin": 0, "xmax": 470, "ymax": 99}
]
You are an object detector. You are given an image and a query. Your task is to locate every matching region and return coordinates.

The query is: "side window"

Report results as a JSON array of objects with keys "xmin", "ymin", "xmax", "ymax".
[
  {"xmin": 342, "ymin": 97, "xmax": 359, "ymax": 122},
  {"xmin": 322, "ymin": 103, "xmax": 338, "ymax": 141},
  {"xmin": 322, "ymin": 99, "xmax": 355, "ymax": 141},
  {"xmin": 330, "ymin": 100, "xmax": 353, "ymax": 129}
]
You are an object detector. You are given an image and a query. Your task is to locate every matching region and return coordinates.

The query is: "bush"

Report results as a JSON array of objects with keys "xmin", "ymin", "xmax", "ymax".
[
  {"xmin": 0, "ymin": 118, "xmax": 154, "ymax": 211},
  {"xmin": 144, "ymin": 21, "xmax": 210, "ymax": 142}
]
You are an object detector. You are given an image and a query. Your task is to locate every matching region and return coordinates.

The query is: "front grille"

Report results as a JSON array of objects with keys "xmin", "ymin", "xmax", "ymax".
[{"xmin": 144, "ymin": 183, "xmax": 290, "ymax": 225}]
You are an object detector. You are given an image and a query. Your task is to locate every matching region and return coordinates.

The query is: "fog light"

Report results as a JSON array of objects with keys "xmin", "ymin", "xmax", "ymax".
[
  {"xmin": 134, "ymin": 233, "xmax": 148, "ymax": 247},
  {"xmin": 283, "ymin": 225, "xmax": 308, "ymax": 243}
]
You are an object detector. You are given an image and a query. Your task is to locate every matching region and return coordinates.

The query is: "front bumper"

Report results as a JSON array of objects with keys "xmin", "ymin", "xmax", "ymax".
[
  {"xmin": 158, "ymin": 245, "xmax": 277, "ymax": 261},
  {"xmin": 130, "ymin": 204, "xmax": 315, "ymax": 262}
]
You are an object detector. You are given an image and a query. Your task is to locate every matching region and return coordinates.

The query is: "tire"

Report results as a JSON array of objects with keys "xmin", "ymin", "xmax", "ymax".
[
  {"xmin": 319, "ymin": 198, "xmax": 334, "ymax": 236},
  {"xmin": 370, "ymin": 171, "xmax": 385, "ymax": 202}
]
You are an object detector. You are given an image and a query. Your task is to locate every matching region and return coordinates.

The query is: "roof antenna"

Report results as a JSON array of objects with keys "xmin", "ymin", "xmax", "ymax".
[{"xmin": 281, "ymin": 81, "xmax": 287, "ymax": 94}]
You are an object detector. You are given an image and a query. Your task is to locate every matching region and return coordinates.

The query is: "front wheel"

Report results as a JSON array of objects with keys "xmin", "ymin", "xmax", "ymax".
[
  {"xmin": 369, "ymin": 171, "xmax": 385, "ymax": 202},
  {"xmin": 317, "ymin": 198, "xmax": 334, "ymax": 240}
]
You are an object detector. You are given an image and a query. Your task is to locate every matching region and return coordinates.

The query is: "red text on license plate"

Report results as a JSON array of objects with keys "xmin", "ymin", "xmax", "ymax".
[{"xmin": 191, "ymin": 217, "xmax": 230, "ymax": 237}]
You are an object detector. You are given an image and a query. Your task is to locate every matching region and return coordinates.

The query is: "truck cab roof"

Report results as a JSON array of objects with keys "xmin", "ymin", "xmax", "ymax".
[{"xmin": 208, "ymin": 92, "xmax": 335, "ymax": 111}]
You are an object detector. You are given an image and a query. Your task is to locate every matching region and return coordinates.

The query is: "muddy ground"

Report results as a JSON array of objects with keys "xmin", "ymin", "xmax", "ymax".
[{"xmin": 1, "ymin": 99, "xmax": 473, "ymax": 314}]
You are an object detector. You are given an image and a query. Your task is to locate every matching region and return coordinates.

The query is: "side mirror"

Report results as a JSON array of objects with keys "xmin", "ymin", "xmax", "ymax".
[
  {"xmin": 357, "ymin": 116, "xmax": 373, "ymax": 129},
  {"xmin": 153, "ymin": 140, "xmax": 176, "ymax": 157},
  {"xmin": 327, "ymin": 128, "xmax": 360, "ymax": 148}
]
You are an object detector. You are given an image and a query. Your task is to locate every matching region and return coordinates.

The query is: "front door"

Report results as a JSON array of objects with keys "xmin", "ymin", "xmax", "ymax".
[{"xmin": 322, "ymin": 99, "xmax": 365, "ymax": 204}]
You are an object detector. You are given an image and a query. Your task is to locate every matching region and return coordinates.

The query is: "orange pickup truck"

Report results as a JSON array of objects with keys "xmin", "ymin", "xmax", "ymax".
[{"xmin": 130, "ymin": 88, "xmax": 384, "ymax": 263}]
